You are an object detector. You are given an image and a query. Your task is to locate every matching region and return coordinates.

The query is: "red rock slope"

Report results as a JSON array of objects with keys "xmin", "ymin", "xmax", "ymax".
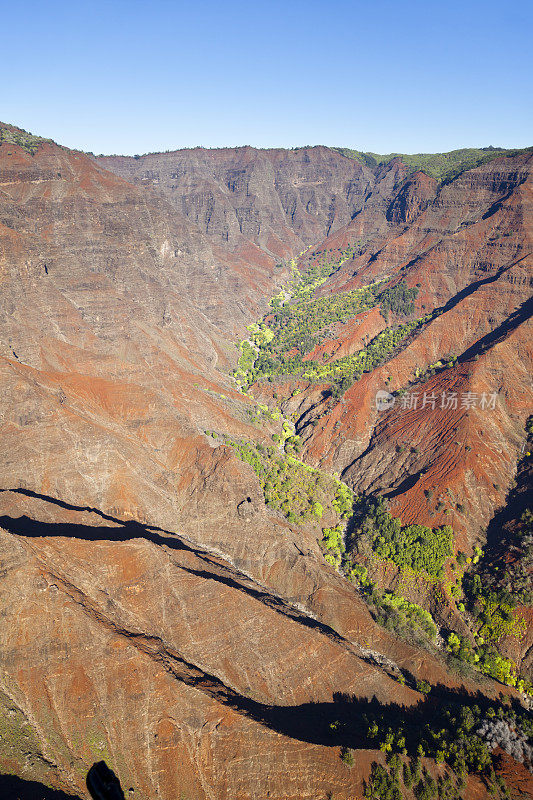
[{"xmin": 0, "ymin": 128, "xmax": 530, "ymax": 798}]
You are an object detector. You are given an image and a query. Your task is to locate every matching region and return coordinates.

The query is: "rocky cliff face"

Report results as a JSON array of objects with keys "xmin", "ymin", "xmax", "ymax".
[
  {"xmin": 0, "ymin": 128, "xmax": 532, "ymax": 799},
  {"xmin": 95, "ymin": 146, "xmax": 399, "ymax": 257}
]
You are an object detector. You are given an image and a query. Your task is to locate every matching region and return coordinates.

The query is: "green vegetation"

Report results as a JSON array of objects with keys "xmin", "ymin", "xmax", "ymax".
[
  {"xmin": 0, "ymin": 125, "xmax": 54, "ymax": 155},
  {"xmin": 374, "ymin": 593, "xmax": 438, "ymax": 640},
  {"xmin": 340, "ymin": 746, "xmax": 355, "ymax": 767},
  {"xmin": 233, "ymin": 244, "xmax": 423, "ymax": 392},
  {"xmin": 360, "ymin": 701, "xmax": 526, "ymax": 794},
  {"xmin": 225, "ymin": 437, "xmax": 353, "ymax": 530},
  {"xmin": 330, "ymin": 375, "xmax": 353, "ymax": 399},
  {"xmin": 363, "ymin": 757, "xmax": 465, "ymax": 800},
  {"xmin": 332, "ymin": 145, "xmax": 533, "ymax": 184},
  {"xmin": 352, "ymin": 700, "xmax": 533, "ymax": 798},
  {"xmin": 420, "ymin": 705, "xmax": 503, "ymax": 778},
  {"xmin": 297, "ymin": 317, "xmax": 427, "ymax": 385},
  {"xmin": 412, "ymin": 355, "xmax": 458, "ymax": 384},
  {"xmin": 453, "ymin": 577, "xmax": 530, "ymax": 690},
  {"xmin": 349, "ymin": 496, "xmax": 453, "ymax": 579},
  {"xmin": 236, "ymin": 340, "xmax": 257, "ymax": 376},
  {"xmin": 454, "ymin": 417, "xmax": 532, "ymax": 691},
  {"xmin": 255, "ymin": 294, "xmax": 375, "ymax": 374},
  {"xmin": 267, "ymin": 281, "xmax": 382, "ymax": 354},
  {"xmin": 236, "ymin": 313, "xmax": 427, "ymax": 391},
  {"xmin": 505, "ymin": 506, "xmax": 533, "ymax": 604},
  {"xmin": 242, "ymin": 400, "xmax": 282, "ymax": 426},
  {"xmin": 0, "ymin": 694, "xmax": 44, "ymax": 766},
  {"xmin": 379, "ymin": 281, "xmax": 419, "ymax": 317},
  {"xmin": 475, "ymin": 590, "xmax": 526, "ymax": 643},
  {"xmin": 364, "ymin": 760, "xmax": 402, "ymax": 800},
  {"xmin": 344, "ymin": 495, "xmax": 530, "ymax": 691},
  {"xmin": 321, "ymin": 524, "xmax": 346, "ymax": 568},
  {"xmin": 230, "ymin": 236, "xmax": 530, "ymax": 704},
  {"xmin": 290, "ymin": 244, "xmax": 359, "ymax": 301},
  {"xmin": 344, "ymin": 557, "xmax": 438, "ymax": 644}
]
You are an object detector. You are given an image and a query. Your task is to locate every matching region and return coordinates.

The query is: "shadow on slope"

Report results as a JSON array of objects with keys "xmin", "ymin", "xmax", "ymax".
[
  {"xmin": 0, "ymin": 502, "xmax": 516, "ymax": 748},
  {"xmin": 0, "ymin": 774, "xmax": 82, "ymax": 800},
  {"xmin": 87, "ymin": 761, "xmax": 125, "ymax": 800},
  {"xmin": 0, "ymin": 489, "xmax": 360, "ymax": 655}
]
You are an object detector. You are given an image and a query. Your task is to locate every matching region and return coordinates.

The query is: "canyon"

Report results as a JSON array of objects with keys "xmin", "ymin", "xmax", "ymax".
[{"xmin": 0, "ymin": 123, "xmax": 531, "ymax": 799}]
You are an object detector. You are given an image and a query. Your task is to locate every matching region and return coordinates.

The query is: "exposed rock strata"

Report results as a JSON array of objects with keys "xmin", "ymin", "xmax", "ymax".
[{"xmin": 0, "ymin": 129, "xmax": 531, "ymax": 798}]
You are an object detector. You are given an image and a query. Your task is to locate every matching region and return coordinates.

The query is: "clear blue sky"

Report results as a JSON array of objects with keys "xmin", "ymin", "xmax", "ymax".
[{"xmin": 3, "ymin": 0, "xmax": 531, "ymax": 155}]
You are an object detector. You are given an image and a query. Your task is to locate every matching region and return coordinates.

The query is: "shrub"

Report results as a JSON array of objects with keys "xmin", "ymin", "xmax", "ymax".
[
  {"xmin": 340, "ymin": 746, "xmax": 354, "ymax": 767},
  {"xmin": 349, "ymin": 496, "xmax": 453, "ymax": 579},
  {"xmin": 226, "ymin": 440, "xmax": 354, "ymax": 553},
  {"xmin": 375, "ymin": 592, "xmax": 438, "ymax": 640}
]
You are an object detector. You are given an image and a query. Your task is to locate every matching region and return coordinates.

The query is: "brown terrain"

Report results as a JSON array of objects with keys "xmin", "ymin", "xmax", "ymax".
[{"xmin": 0, "ymin": 125, "xmax": 531, "ymax": 799}]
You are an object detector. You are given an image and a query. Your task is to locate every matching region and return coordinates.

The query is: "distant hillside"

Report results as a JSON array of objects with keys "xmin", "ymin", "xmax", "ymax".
[
  {"xmin": 333, "ymin": 145, "xmax": 533, "ymax": 183},
  {"xmin": 0, "ymin": 123, "xmax": 57, "ymax": 155},
  {"xmin": 4, "ymin": 120, "xmax": 530, "ymax": 188}
]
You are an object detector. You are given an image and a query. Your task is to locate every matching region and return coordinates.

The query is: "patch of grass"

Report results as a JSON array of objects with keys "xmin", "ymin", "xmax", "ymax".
[{"xmin": 0, "ymin": 692, "xmax": 45, "ymax": 767}]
